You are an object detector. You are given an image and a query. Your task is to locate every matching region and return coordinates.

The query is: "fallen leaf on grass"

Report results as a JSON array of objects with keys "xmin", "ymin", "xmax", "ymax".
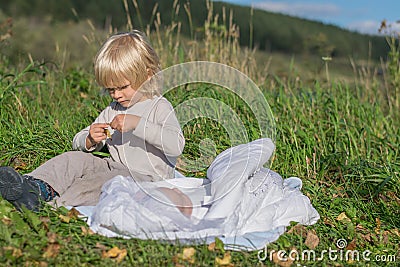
[
  {"xmin": 386, "ymin": 191, "xmax": 400, "ymax": 205},
  {"xmin": 287, "ymin": 224, "xmax": 307, "ymax": 237},
  {"xmin": 1, "ymin": 216, "xmax": 12, "ymax": 226},
  {"xmin": 360, "ymin": 233, "xmax": 372, "ymax": 243},
  {"xmin": 271, "ymin": 251, "xmax": 294, "ymax": 267},
  {"xmin": 95, "ymin": 242, "xmax": 108, "ymax": 251},
  {"xmin": 208, "ymin": 242, "xmax": 216, "ymax": 251},
  {"xmin": 347, "ymin": 258, "xmax": 355, "ymax": 264},
  {"xmin": 323, "ymin": 217, "xmax": 335, "ymax": 227},
  {"xmin": 58, "ymin": 214, "xmax": 71, "ymax": 223},
  {"xmin": 42, "ymin": 243, "xmax": 60, "ymax": 259},
  {"xmin": 47, "ymin": 232, "xmax": 58, "ymax": 243},
  {"xmin": 390, "ymin": 228, "xmax": 400, "ymax": 237},
  {"xmin": 374, "ymin": 218, "xmax": 381, "ymax": 234},
  {"xmin": 304, "ymin": 230, "xmax": 319, "ymax": 249},
  {"xmin": 215, "ymin": 252, "xmax": 233, "ymax": 266},
  {"xmin": 208, "ymin": 237, "xmax": 225, "ymax": 252},
  {"xmin": 24, "ymin": 261, "xmax": 48, "ymax": 267},
  {"xmin": 182, "ymin": 247, "xmax": 196, "ymax": 263},
  {"xmin": 59, "ymin": 208, "xmax": 81, "ymax": 223},
  {"xmin": 68, "ymin": 207, "xmax": 81, "ymax": 219},
  {"xmin": 81, "ymin": 226, "xmax": 95, "ymax": 236},
  {"xmin": 336, "ymin": 212, "xmax": 351, "ymax": 223},
  {"xmin": 175, "ymin": 157, "xmax": 184, "ymax": 169},
  {"xmin": 11, "ymin": 158, "xmax": 27, "ymax": 171},
  {"xmin": 3, "ymin": 246, "xmax": 23, "ymax": 258},
  {"xmin": 355, "ymin": 224, "xmax": 367, "ymax": 233},
  {"xmin": 39, "ymin": 217, "xmax": 50, "ymax": 231},
  {"xmin": 346, "ymin": 239, "xmax": 356, "ymax": 250},
  {"xmin": 382, "ymin": 230, "xmax": 390, "ymax": 244},
  {"xmin": 174, "ymin": 247, "xmax": 196, "ymax": 264},
  {"xmin": 102, "ymin": 247, "xmax": 127, "ymax": 263}
]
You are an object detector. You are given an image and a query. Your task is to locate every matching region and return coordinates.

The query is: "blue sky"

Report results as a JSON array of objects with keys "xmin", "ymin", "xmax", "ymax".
[{"xmin": 219, "ymin": 0, "xmax": 400, "ymax": 35}]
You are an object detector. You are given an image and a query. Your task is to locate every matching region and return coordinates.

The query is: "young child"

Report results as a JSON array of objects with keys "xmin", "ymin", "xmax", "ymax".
[{"xmin": 0, "ymin": 30, "xmax": 185, "ymax": 211}]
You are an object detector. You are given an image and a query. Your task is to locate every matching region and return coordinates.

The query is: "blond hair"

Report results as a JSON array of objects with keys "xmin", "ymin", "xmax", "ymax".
[{"xmin": 94, "ymin": 30, "xmax": 161, "ymax": 95}]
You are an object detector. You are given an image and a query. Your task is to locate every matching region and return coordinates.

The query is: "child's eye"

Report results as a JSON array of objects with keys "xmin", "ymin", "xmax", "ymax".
[{"xmin": 104, "ymin": 84, "xmax": 130, "ymax": 94}]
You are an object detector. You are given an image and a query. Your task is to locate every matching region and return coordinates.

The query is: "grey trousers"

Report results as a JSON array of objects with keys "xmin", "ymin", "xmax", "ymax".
[{"xmin": 28, "ymin": 151, "xmax": 131, "ymax": 207}]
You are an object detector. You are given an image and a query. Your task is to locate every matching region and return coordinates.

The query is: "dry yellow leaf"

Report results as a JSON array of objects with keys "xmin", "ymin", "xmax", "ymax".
[
  {"xmin": 1, "ymin": 216, "xmax": 12, "ymax": 226},
  {"xmin": 59, "ymin": 208, "xmax": 81, "ymax": 223},
  {"xmin": 208, "ymin": 242, "xmax": 216, "ymax": 251},
  {"xmin": 271, "ymin": 251, "xmax": 294, "ymax": 267},
  {"xmin": 336, "ymin": 212, "xmax": 351, "ymax": 223},
  {"xmin": 95, "ymin": 242, "xmax": 108, "ymax": 251},
  {"xmin": 287, "ymin": 224, "xmax": 307, "ymax": 237},
  {"xmin": 47, "ymin": 232, "xmax": 58, "ymax": 244},
  {"xmin": 215, "ymin": 252, "xmax": 233, "ymax": 266},
  {"xmin": 42, "ymin": 243, "xmax": 61, "ymax": 259},
  {"xmin": 12, "ymin": 158, "xmax": 27, "ymax": 171},
  {"xmin": 374, "ymin": 218, "xmax": 381, "ymax": 234},
  {"xmin": 182, "ymin": 247, "xmax": 195, "ymax": 262},
  {"xmin": 68, "ymin": 207, "xmax": 81, "ymax": 219},
  {"xmin": 355, "ymin": 224, "xmax": 367, "ymax": 232},
  {"xmin": 382, "ymin": 230, "xmax": 390, "ymax": 244},
  {"xmin": 115, "ymin": 249, "xmax": 127, "ymax": 263},
  {"xmin": 58, "ymin": 214, "xmax": 70, "ymax": 223},
  {"xmin": 323, "ymin": 217, "xmax": 335, "ymax": 227},
  {"xmin": 103, "ymin": 247, "xmax": 120, "ymax": 258},
  {"xmin": 304, "ymin": 230, "xmax": 320, "ymax": 249},
  {"xmin": 26, "ymin": 261, "xmax": 48, "ymax": 267},
  {"xmin": 174, "ymin": 247, "xmax": 196, "ymax": 264},
  {"xmin": 102, "ymin": 247, "xmax": 127, "ymax": 263},
  {"xmin": 81, "ymin": 226, "xmax": 95, "ymax": 236},
  {"xmin": 346, "ymin": 238, "xmax": 357, "ymax": 250},
  {"xmin": 361, "ymin": 233, "xmax": 372, "ymax": 243},
  {"xmin": 40, "ymin": 216, "xmax": 50, "ymax": 231},
  {"xmin": 390, "ymin": 228, "xmax": 400, "ymax": 237},
  {"xmin": 3, "ymin": 246, "xmax": 22, "ymax": 258}
]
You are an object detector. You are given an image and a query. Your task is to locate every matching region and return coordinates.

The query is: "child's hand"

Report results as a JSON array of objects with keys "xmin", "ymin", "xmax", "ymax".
[
  {"xmin": 110, "ymin": 114, "xmax": 141, "ymax": 132},
  {"xmin": 86, "ymin": 123, "xmax": 109, "ymax": 149}
]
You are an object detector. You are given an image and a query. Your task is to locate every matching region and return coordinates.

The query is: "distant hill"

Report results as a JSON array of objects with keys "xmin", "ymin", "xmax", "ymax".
[
  {"xmin": 0, "ymin": 0, "xmax": 388, "ymax": 60},
  {"xmin": 216, "ymin": 1, "xmax": 388, "ymax": 59}
]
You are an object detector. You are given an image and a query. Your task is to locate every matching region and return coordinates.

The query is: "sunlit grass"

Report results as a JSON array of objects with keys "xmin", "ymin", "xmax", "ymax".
[{"xmin": 0, "ymin": 58, "xmax": 398, "ymax": 265}]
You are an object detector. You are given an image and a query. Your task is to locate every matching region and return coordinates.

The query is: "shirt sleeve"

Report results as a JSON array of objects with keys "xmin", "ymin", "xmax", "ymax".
[
  {"xmin": 132, "ymin": 98, "xmax": 185, "ymax": 157},
  {"xmin": 72, "ymin": 105, "xmax": 112, "ymax": 152}
]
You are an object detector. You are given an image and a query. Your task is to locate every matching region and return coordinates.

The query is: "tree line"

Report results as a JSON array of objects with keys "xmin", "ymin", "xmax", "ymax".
[{"xmin": 0, "ymin": 0, "xmax": 389, "ymax": 60}]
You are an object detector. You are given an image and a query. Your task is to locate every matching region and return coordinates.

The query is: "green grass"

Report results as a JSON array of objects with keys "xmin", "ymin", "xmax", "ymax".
[{"xmin": 0, "ymin": 58, "xmax": 398, "ymax": 266}]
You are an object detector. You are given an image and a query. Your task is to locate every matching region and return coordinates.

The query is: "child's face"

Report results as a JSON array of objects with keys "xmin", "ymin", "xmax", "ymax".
[{"xmin": 105, "ymin": 80, "xmax": 144, "ymax": 108}]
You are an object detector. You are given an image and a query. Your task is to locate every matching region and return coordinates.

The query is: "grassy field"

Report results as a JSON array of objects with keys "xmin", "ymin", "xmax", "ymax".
[{"xmin": 0, "ymin": 6, "xmax": 399, "ymax": 267}]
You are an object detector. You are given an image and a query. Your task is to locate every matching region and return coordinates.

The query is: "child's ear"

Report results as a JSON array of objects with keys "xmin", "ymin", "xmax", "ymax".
[{"xmin": 147, "ymin": 68, "xmax": 153, "ymax": 79}]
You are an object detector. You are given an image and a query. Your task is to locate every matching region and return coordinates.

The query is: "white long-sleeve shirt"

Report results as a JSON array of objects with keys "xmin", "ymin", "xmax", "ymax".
[{"xmin": 73, "ymin": 96, "xmax": 185, "ymax": 181}]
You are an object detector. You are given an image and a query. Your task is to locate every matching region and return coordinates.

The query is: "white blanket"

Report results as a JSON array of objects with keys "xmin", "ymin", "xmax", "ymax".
[{"xmin": 85, "ymin": 138, "xmax": 320, "ymax": 251}]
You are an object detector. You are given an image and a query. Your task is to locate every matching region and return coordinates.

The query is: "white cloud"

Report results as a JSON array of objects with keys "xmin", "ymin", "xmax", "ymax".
[
  {"xmin": 347, "ymin": 20, "xmax": 381, "ymax": 35},
  {"xmin": 347, "ymin": 20, "xmax": 400, "ymax": 35},
  {"xmin": 252, "ymin": 1, "xmax": 340, "ymax": 19}
]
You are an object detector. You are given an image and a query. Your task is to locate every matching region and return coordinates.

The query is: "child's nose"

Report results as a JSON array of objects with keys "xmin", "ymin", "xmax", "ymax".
[{"xmin": 113, "ymin": 90, "xmax": 123, "ymax": 98}]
